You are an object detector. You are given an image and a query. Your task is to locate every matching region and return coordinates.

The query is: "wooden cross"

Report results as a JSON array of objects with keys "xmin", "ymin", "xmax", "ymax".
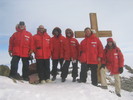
[{"xmin": 75, "ymin": 13, "xmax": 112, "ymax": 38}]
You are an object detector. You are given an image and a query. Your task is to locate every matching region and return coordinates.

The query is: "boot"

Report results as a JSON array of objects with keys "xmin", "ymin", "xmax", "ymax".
[
  {"xmin": 116, "ymin": 93, "xmax": 121, "ymax": 97},
  {"xmin": 77, "ymin": 79, "xmax": 86, "ymax": 83},
  {"xmin": 23, "ymin": 77, "xmax": 29, "ymax": 81},
  {"xmin": 46, "ymin": 79, "xmax": 52, "ymax": 83},
  {"xmin": 100, "ymin": 86, "xmax": 108, "ymax": 89},
  {"xmin": 52, "ymin": 76, "xmax": 56, "ymax": 81},
  {"xmin": 61, "ymin": 78, "xmax": 66, "ymax": 82},
  {"xmin": 41, "ymin": 80, "xmax": 46, "ymax": 84},
  {"xmin": 72, "ymin": 78, "xmax": 76, "ymax": 82},
  {"xmin": 9, "ymin": 74, "xmax": 23, "ymax": 80},
  {"xmin": 77, "ymin": 79, "xmax": 82, "ymax": 83}
]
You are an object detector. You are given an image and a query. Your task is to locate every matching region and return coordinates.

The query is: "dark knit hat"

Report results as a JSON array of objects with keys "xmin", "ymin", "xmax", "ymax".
[{"xmin": 19, "ymin": 21, "xmax": 25, "ymax": 25}]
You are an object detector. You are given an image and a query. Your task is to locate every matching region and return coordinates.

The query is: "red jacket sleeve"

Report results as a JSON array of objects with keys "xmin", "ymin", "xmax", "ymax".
[
  {"xmin": 8, "ymin": 34, "xmax": 15, "ymax": 52},
  {"xmin": 63, "ymin": 39, "xmax": 70, "ymax": 60},
  {"xmin": 50, "ymin": 38, "xmax": 54, "ymax": 55},
  {"xmin": 29, "ymin": 33, "xmax": 34, "ymax": 52},
  {"xmin": 101, "ymin": 49, "xmax": 106, "ymax": 64},
  {"xmin": 97, "ymin": 38, "xmax": 104, "ymax": 58},
  {"xmin": 33, "ymin": 35, "xmax": 37, "ymax": 53},
  {"xmin": 75, "ymin": 39, "xmax": 80, "ymax": 58},
  {"xmin": 117, "ymin": 48, "xmax": 124, "ymax": 67},
  {"xmin": 78, "ymin": 40, "xmax": 86, "ymax": 62},
  {"xmin": 79, "ymin": 40, "xmax": 85, "ymax": 53}
]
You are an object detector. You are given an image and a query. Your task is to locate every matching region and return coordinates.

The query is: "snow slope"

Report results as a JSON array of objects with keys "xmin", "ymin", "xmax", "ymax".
[{"xmin": 0, "ymin": 72, "xmax": 133, "ymax": 100}]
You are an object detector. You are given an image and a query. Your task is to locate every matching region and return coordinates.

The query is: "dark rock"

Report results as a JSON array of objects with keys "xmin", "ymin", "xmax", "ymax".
[
  {"xmin": 121, "ymin": 77, "xmax": 133, "ymax": 92},
  {"xmin": 0, "ymin": 65, "xmax": 10, "ymax": 77},
  {"xmin": 124, "ymin": 65, "xmax": 133, "ymax": 74}
]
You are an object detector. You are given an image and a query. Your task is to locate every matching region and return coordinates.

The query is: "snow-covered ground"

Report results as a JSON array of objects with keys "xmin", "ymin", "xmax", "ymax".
[{"xmin": 0, "ymin": 69, "xmax": 133, "ymax": 100}]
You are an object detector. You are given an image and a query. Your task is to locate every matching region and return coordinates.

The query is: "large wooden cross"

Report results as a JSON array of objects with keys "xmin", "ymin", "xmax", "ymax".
[{"xmin": 75, "ymin": 13, "xmax": 112, "ymax": 38}]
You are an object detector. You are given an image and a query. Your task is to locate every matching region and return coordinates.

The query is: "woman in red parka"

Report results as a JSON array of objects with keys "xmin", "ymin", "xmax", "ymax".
[
  {"xmin": 61, "ymin": 28, "xmax": 79, "ymax": 82},
  {"xmin": 77, "ymin": 27, "xmax": 103, "ymax": 86},
  {"xmin": 33, "ymin": 25, "xmax": 51, "ymax": 83},
  {"xmin": 100, "ymin": 38, "xmax": 124, "ymax": 97},
  {"xmin": 50, "ymin": 27, "xmax": 66, "ymax": 81},
  {"xmin": 9, "ymin": 21, "xmax": 33, "ymax": 81}
]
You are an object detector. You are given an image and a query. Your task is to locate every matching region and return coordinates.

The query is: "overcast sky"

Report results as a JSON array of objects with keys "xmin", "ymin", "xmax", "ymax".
[{"xmin": 0, "ymin": 0, "xmax": 133, "ymax": 66}]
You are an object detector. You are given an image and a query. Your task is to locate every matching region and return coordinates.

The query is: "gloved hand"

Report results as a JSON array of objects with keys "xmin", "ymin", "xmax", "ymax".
[
  {"xmin": 28, "ymin": 55, "xmax": 34, "ymax": 60},
  {"xmin": 29, "ymin": 50, "xmax": 33, "ymax": 55},
  {"xmin": 72, "ymin": 60, "xmax": 77, "ymax": 64},
  {"xmin": 100, "ymin": 64, "xmax": 105, "ymax": 69},
  {"xmin": 119, "ymin": 67, "xmax": 123, "ymax": 74},
  {"xmin": 80, "ymin": 51, "xmax": 83, "ymax": 56},
  {"xmin": 9, "ymin": 51, "xmax": 12, "ymax": 57}
]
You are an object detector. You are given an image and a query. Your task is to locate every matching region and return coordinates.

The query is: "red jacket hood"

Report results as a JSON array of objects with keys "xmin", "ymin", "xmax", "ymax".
[
  {"xmin": 85, "ymin": 33, "xmax": 96, "ymax": 39},
  {"xmin": 105, "ymin": 38, "xmax": 117, "ymax": 49},
  {"xmin": 52, "ymin": 27, "xmax": 62, "ymax": 36},
  {"xmin": 53, "ymin": 34, "xmax": 62, "ymax": 38},
  {"xmin": 37, "ymin": 31, "xmax": 48, "ymax": 36},
  {"xmin": 65, "ymin": 28, "xmax": 73, "ymax": 38},
  {"xmin": 16, "ymin": 27, "xmax": 26, "ymax": 32}
]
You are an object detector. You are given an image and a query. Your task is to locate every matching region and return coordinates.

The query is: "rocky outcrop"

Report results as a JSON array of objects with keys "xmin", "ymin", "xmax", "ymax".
[
  {"xmin": 121, "ymin": 65, "xmax": 133, "ymax": 92},
  {"xmin": 0, "ymin": 65, "xmax": 10, "ymax": 77},
  {"xmin": 121, "ymin": 77, "xmax": 133, "ymax": 92}
]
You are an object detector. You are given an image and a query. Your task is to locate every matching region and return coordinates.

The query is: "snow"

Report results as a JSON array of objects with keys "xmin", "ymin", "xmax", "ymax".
[
  {"xmin": 0, "ymin": 61, "xmax": 133, "ymax": 100},
  {"xmin": 0, "ymin": 70, "xmax": 133, "ymax": 100},
  {"xmin": 121, "ymin": 67, "xmax": 133, "ymax": 78}
]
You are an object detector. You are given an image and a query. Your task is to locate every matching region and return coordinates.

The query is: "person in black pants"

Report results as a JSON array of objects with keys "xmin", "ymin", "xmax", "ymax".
[
  {"xmin": 79, "ymin": 63, "xmax": 98, "ymax": 86},
  {"xmin": 50, "ymin": 27, "xmax": 66, "ymax": 81},
  {"xmin": 77, "ymin": 27, "xmax": 104, "ymax": 86},
  {"xmin": 61, "ymin": 28, "xmax": 79, "ymax": 82},
  {"xmin": 10, "ymin": 56, "xmax": 29, "ymax": 80},
  {"xmin": 61, "ymin": 60, "xmax": 78, "ymax": 82},
  {"xmin": 33, "ymin": 25, "xmax": 51, "ymax": 84},
  {"xmin": 51, "ymin": 59, "xmax": 64, "ymax": 80},
  {"xmin": 9, "ymin": 22, "xmax": 33, "ymax": 81},
  {"xmin": 36, "ymin": 59, "xmax": 50, "ymax": 82}
]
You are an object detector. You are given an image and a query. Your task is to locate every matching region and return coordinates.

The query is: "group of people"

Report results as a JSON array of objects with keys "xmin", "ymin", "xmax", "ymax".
[{"xmin": 8, "ymin": 21, "xmax": 124, "ymax": 97}]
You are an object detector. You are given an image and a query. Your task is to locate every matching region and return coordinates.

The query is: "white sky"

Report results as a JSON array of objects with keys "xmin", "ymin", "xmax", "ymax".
[{"xmin": 0, "ymin": 0, "xmax": 133, "ymax": 66}]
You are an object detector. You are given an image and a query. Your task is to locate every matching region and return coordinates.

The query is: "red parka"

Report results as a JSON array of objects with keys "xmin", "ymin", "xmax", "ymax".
[
  {"xmin": 102, "ymin": 39, "xmax": 124, "ymax": 75},
  {"xmin": 33, "ymin": 31, "xmax": 51, "ymax": 59},
  {"xmin": 50, "ymin": 35, "xmax": 66, "ymax": 59},
  {"xmin": 79, "ymin": 34, "xmax": 103, "ymax": 64},
  {"xmin": 9, "ymin": 28, "xmax": 33, "ymax": 57},
  {"xmin": 65, "ymin": 34, "xmax": 79, "ymax": 60}
]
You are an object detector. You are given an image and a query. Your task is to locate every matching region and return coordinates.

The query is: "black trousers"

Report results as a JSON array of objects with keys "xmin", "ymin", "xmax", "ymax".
[
  {"xmin": 61, "ymin": 60, "xmax": 78, "ymax": 79},
  {"xmin": 51, "ymin": 58, "xmax": 64, "ymax": 77},
  {"xmin": 80, "ymin": 63, "xmax": 98, "ymax": 86},
  {"xmin": 10, "ymin": 56, "xmax": 29, "ymax": 78},
  {"xmin": 36, "ymin": 59, "xmax": 50, "ymax": 81}
]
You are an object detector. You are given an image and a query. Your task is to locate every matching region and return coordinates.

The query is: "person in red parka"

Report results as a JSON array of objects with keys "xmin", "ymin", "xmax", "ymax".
[
  {"xmin": 61, "ymin": 28, "xmax": 79, "ymax": 82},
  {"xmin": 100, "ymin": 38, "xmax": 124, "ymax": 97},
  {"xmin": 77, "ymin": 27, "xmax": 103, "ymax": 86},
  {"xmin": 50, "ymin": 27, "xmax": 66, "ymax": 81},
  {"xmin": 33, "ymin": 25, "xmax": 51, "ymax": 83},
  {"xmin": 8, "ymin": 21, "xmax": 33, "ymax": 81}
]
